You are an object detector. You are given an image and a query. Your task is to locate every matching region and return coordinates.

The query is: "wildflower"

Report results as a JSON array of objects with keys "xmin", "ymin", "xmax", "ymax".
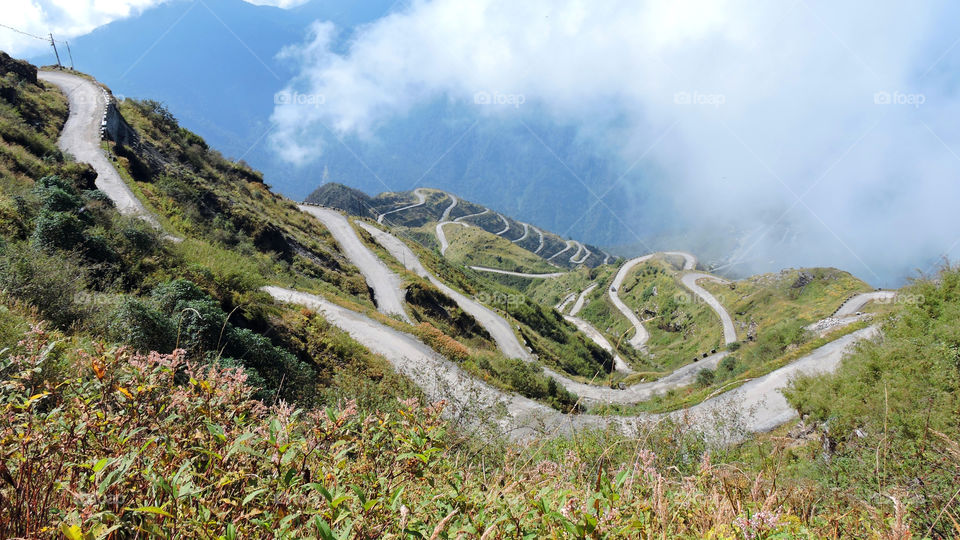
[
  {"xmin": 561, "ymin": 497, "xmax": 581, "ymax": 520},
  {"xmin": 533, "ymin": 460, "xmax": 560, "ymax": 477},
  {"xmin": 733, "ymin": 510, "xmax": 781, "ymax": 539}
]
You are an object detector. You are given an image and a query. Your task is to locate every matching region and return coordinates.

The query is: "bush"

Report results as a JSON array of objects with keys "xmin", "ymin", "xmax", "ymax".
[
  {"xmin": 695, "ymin": 368, "xmax": 715, "ymax": 387},
  {"xmin": 108, "ymin": 298, "xmax": 175, "ymax": 353},
  {"xmin": 414, "ymin": 322, "xmax": 471, "ymax": 361},
  {"xmin": 151, "ymin": 278, "xmax": 208, "ymax": 314},
  {"xmin": 0, "ymin": 243, "xmax": 84, "ymax": 328},
  {"xmin": 31, "ymin": 210, "xmax": 84, "ymax": 251}
]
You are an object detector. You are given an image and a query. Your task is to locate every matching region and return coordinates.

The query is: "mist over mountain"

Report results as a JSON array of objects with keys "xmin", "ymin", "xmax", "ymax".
[{"xmin": 21, "ymin": 0, "xmax": 960, "ymax": 287}]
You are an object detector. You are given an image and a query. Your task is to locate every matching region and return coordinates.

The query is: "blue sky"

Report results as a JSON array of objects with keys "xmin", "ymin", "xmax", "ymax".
[{"xmin": 6, "ymin": 0, "xmax": 960, "ymax": 284}]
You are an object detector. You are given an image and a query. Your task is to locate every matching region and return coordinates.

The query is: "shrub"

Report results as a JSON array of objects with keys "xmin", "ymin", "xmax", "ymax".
[
  {"xmin": 151, "ymin": 278, "xmax": 207, "ymax": 314},
  {"xmin": 695, "ymin": 368, "xmax": 715, "ymax": 387},
  {"xmin": 108, "ymin": 298, "xmax": 175, "ymax": 353},
  {"xmin": 0, "ymin": 243, "xmax": 84, "ymax": 327},
  {"xmin": 414, "ymin": 322, "xmax": 471, "ymax": 361},
  {"xmin": 31, "ymin": 210, "xmax": 85, "ymax": 251}
]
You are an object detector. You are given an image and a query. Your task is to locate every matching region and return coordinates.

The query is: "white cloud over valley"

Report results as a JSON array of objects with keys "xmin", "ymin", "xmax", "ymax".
[{"xmin": 270, "ymin": 0, "xmax": 960, "ymax": 284}]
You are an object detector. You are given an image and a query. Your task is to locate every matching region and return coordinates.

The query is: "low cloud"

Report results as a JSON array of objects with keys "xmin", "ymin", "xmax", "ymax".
[{"xmin": 270, "ymin": 0, "xmax": 960, "ymax": 284}]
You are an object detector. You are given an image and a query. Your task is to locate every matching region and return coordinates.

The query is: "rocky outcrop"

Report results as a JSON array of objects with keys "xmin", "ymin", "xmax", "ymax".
[{"xmin": 0, "ymin": 52, "xmax": 38, "ymax": 85}]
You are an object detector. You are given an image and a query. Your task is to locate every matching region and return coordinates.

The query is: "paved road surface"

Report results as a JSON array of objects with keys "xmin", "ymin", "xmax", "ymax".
[
  {"xmin": 835, "ymin": 291, "xmax": 897, "ymax": 317},
  {"xmin": 440, "ymin": 193, "xmax": 458, "ymax": 221},
  {"xmin": 454, "ymin": 208, "xmax": 489, "ymax": 223},
  {"xmin": 39, "ymin": 70, "xmax": 177, "ymax": 239},
  {"xmin": 513, "ymin": 223, "xmax": 530, "ymax": 243},
  {"xmin": 300, "ymin": 205, "xmax": 411, "ymax": 322},
  {"xmin": 435, "ymin": 221, "xmax": 468, "ymax": 255},
  {"xmin": 356, "ymin": 221, "xmax": 533, "ymax": 361},
  {"xmin": 468, "ymin": 266, "xmax": 565, "ymax": 278},
  {"xmin": 266, "ymin": 285, "xmax": 878, "ymax": 441},
  {"xmin": 494, "ymin": 214, "xmax": 510, "ymax": 236},
  {"xmin": 680, "ymin": 272, "xmax": 737, "ymax": 345},
  {"xmin": 609, "ymin": 254, "xmax": 657, "ymax": 348},
  {"xmin": 532, "ymin": 227, "xmax": 546, "ymax": 254},
  {"xmin": 547, "ymin": 240, "xmax": 575, "ymax": 262}
]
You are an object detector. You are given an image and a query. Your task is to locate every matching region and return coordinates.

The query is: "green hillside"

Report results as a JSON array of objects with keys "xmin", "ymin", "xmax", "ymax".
[{"xmin": 0, "ymin": 55, "xmax": 957, "ymax": 537}]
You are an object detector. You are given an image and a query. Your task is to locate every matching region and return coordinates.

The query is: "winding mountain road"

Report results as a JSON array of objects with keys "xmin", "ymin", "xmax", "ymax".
[
  {"xmin": 355, "ymin": 221, "xmax": 533, "ymax": 361},
  {"xmin": 570, "ymin": 241, "xmax": 591, "ymax": 265},
  {"xmin": 513, "ymin": 223, "xmax": 530, "ymax": 243},
  {"xmin": 39, "ymin": 70, "xmax": 176, "ymax": 238},
  {"xmin": 835, "ymin": 290, "xmax": 896, "ymax": 317},
  {"xmin": 440, "ymin": 193, "xmax": 458, "ymax": 221},
  {"xmin": 377, "ymin": 188, "xmax": 427, "ymax": 224},
  {"xmin": 468, "ymin": 266, "xmax": 565, "ymax": 278},
  {"xmin": 609, "ymin": 254, "xmax": 657, "ymax": 349},
  {"xmin": 494, "ymin": 214, "xmax": 510, "ymax": 236},
  {"xmin": 454, "ymin": 208, "xmax": 489, "ymax": 223},
  {"xmin": 562, "ymin": 284, "xmax": 634, "ymax": 374},
  {"xmin": 299, "ymin": 205, "xmax": 411, "ymax": 322},
  {"xmin": 265, "ymin": 284, "xmax": 879, "ymax": 440},
  {"xmin": 663, "ymin": 251, "xmax": 697, "ymax": 271},
  {"xmin": 680, "ymin": 272, "xmax": 737, "ymax": 345},
  {"xmin": 547, "ymin": 240, "xmax": 576, "ymax": 262},
  {"xmin": 435, "ymin": 221, "xmax": 468, "ymax": 255},
  {"xmin": 533, "ymin": 227, "xmax": 546, "ymax": 254}
]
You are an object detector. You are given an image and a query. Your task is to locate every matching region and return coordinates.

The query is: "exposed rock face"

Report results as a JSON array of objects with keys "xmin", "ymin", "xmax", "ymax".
[
  {"xmin": 791, "ymin": 271, "xmax": 814, "ymax": 289},
  {"xmin": 0, "ymin": 52, "xmax": 38, "ymax": 85}
]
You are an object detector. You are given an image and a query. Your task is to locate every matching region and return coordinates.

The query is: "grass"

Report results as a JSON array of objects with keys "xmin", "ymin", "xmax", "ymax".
[
  {"xmin": 0, "ymin": 324, "xmax": 922, "ymax": 538},
  {"xmin": 443, "ymin": 224, "xmax": 560, "ymax": 273},
  {"xmin": 700, "ymin": 267, "xmax": 873, "ymax": 333}
]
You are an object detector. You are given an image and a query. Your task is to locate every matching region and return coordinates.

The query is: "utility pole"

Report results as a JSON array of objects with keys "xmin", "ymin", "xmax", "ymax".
[
  {"xmin": 64, "ymin": 41, "xmax": 74, "ymax": 70},
  {"xmin": 49, "ymin": 33, "xmax": 62, "ymax": 69}
]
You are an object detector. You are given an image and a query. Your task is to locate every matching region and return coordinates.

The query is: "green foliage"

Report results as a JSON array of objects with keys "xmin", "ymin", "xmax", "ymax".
[
  {"xmin": 507, "ymin": 297, "xmax": 613, "ymax": 377},
  {"xmin": 0, "ymin": 327, "xmax": 910, "ymax": 538},
  {"xmin": 0, "ymin": 242, "xmax": 85, "ymax": 328},
  {"xmin": 784, "ymin": 267, "xmax": 960, "ymax": 534},
  {"xmin": 471, "ymin": 351, "xmax": 579, "ymax": 411},
  {"xmin": 695, "ymin": 368, "xmax": 715, "ymax": 387},
  {"xmin": 31, "ymin": 210, "xmax": 84, "ymax": 251},
  {"xmin": 108, "ymin": 298, "xmax": 175, "ymax": 353}
]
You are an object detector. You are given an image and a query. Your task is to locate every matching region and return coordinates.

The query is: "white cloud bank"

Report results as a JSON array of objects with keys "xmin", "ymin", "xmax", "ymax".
[{"xmin": 270, "ymin": 0, "xmax": 960, "ymax": 283}]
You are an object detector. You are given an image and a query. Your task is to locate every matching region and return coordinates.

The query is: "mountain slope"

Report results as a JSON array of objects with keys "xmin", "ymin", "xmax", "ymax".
[{"xmin": 307, "ymin": 183, "xmax": 615, "ymax": 269}]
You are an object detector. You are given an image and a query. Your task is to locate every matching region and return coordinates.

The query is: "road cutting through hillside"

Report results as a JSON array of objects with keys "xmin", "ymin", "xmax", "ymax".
[
  {"xmin": 440, "ymin": 192, "xmax": 458, "ymax": 221},
  {"xmin": 355, "ymin": 221, "xmax": 534, "ymax": 362},
  {"xmin": 834, "ymin": 290, "xmax": 897, "ymax": 316},
  {"xmin": 299, "ymin": 205, "xmax": 411, "ymax": 322},
  {"xmin": 513, "ymin": 223, "xmax": 531, "ymax": 243},
  {"xmin": 39, "ymin": 70, "xmax": 181, "ymax": 241},
  {"xmin": 468, "ymin": 266, "xmax": 565, "ymax": 278},
  {"xmin": 377, "ymin": 188, "xmax": 427, "ymax": 224},
  {"xmin": 435, "ymin": 221, "xmax": 468, "ymax": 255},
  {"xmin": 680, "ymin": 272, "xmax": 737, "ymax": 345},
  {"xmin": 562, "ymin": 284, "xmax": 634, "ymax": 373},
  {"xmin": 266, "ymin": 283, "xmax": 881, "ymax": 441}
]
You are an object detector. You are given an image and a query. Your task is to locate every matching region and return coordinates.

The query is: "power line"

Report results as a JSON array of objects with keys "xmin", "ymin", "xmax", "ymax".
[
  {"xmin": 0, "ymin": 23, "xmax": 73, "ymax": 69},
  {"xmin": 0, "ymin": 22, "xmax": 49, "ymax": 42},
  {"xmin": 0, "ymin": 23, "xmax": 71, "ymax": 44}
]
